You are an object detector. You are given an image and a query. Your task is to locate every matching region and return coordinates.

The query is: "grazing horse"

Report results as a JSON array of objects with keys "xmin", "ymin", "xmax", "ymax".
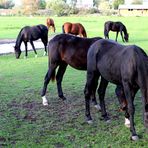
[
  {"xmin": 14, "ymin": 24, "xmax": 48, "ymax": 59},
  {"xmin": 62, "ymin": 22, "xmax": 87, "ymax": 37},
  {"xmin": 41, "ymin": 33, "xmax": 102, "ymax": 106},
  {"xmin": 46, "ymin": 18, "xmax": 55, "ymax": 32},
  {"xmin": 84, "ymin": 39, "xmax": 148, "ymax": 140},
  {"xmin": 104, "ymin": 21, "xmax": 129, "ymax": 42}
]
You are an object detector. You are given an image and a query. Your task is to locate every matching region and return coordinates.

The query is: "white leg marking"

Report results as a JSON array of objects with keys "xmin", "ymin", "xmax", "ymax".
[
  {"xmin": 125, "ymin": 118, "xmax": 130, "ymax": 128},
  {"xmin": 94, "ymin": 104, "xmax": 101, "ymax": 111},
  {"xmin": 24, "ymin": 56, "xmax": 27, "ymax": 59},
  {"xmin": 43, "ymin": 51, "xmax": 47, "ymax": 56},
  {"xmin": 35, "ymin": 54, "xmax": 38, "ymax": 58},
  {"xmin": 42, "ymin": 96, "xmax": 48, "ymax": 106},
  {"xmin": 132, "ymin": 135, "xmax": 139, "ymax": 141},
  {"xmin": 87, "ymin": 120, "xmax": 93, "ymax": 124}
]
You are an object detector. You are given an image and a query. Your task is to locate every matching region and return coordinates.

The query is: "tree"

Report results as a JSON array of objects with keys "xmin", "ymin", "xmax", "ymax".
[
  {"xmin": 132, "ymin": 0, "xmax": 142, "ymax": 4},
  {"xmin": 38, "ymin": 0, "xmax": 46, "ymax": 9},
  {"xmin": 0, "ymin": 0, "xmax": 14, "ymax": 9},
  {"xmin": 46, "ymin": 0, "xmax": 70, "ymax": 16},
  {"xmin": 93, "ymin": 0, "xmax": 101, "ymax": 7},
  {"xmin": 112, "ymin": 0, "xmax": 124, "ymax": 10},
  {"xmin": 22, "ymin": 0, "xmax": 39, "ymax": 14}
]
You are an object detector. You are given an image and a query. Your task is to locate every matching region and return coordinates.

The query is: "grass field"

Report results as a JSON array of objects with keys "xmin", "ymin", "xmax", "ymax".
[{"xmin": 0, "ymin": 15, "xmax": 148, "ymax": 147}]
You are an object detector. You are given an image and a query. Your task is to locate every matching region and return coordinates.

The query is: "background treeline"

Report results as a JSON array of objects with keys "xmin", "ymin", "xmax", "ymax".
[{"xmin": 0, "ymin": 0, "xmax": 143, "ymax": 16}]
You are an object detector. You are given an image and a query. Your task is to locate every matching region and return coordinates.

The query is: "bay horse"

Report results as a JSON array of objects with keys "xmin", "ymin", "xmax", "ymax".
[
  {"xmin": 46, "ymin": 18, "xmax": 55, "ymax": 32},
  {"xmin": 14, "ymin": 24, "xmax": 48, "ymax": 59},
  {"xmin": 104, "ymin": 21, "xmax": 129, "ymax": 42},
  {"xmin": 62, "ymin": 22, "xmax": 87, "ymax": 37},
  {"xmin": 41, "ymin": 33, "xmax": 102, "ymax": 107},
  {"xmin": 84, "ymin": 39, "xmax": 148, "ymax": 140}
]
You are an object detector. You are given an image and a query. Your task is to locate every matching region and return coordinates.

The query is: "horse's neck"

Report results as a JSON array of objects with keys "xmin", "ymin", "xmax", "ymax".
[
  {"xmin": 15, "ymin": 31, "xmax": 23, "ymax": 48},
  {"xmin": 123, "ymin": 26, "xmax": 128, "ymax": 35}
]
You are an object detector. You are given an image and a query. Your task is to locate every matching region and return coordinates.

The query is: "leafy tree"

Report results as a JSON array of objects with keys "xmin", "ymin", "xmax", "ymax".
[
  {"xmin": 38, "ymin": 0, "xmax": 46, "ymax": 9},
  {"xmin": 46, "ymin": 0, "xmax": 70, "ymax": 16},
  {"xmin": 132, "ymin": 0, "xmax": 142, "ymax": 4},
  {"xmin": 93, "ymin": 0, "xmax": 101, "ymax": 7},
  {"xmin": 22, "ymin": 0, "xmax": 39, "ymax": 14},
  {"xmin": 0, "ymin": 0, "xmax": 14, "ymax": 9},
  {"xmin": 112, "ymin": 0, "xmax": 124, "ymax": 10}
]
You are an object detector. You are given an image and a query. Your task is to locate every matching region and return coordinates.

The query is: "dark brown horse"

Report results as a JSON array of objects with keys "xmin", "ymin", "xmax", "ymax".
[
  {"xmin": 41, "ymin": 33, "xmax": 102, "ymax": 107},
  {"xmin": 46, "ymin": 18, "xmax": 55, "ymax": 32},
  {"xmin": 62, "ymin": 22, "xmax": 87, "ymax": 37},
  {"xmin": 14, "ymin": 24, "xmax": 48, "ymax": 59},
  {"xmin": 104, "ymin": 21, "xmax": 129, "ymax": 42},
  {"xmin": 84, "ymin": 39, "xmax": 148, "ymax": 140}
]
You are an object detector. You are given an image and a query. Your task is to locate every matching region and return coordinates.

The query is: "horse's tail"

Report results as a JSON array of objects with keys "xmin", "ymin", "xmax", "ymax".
[
  {"xmin": 135, "ymin": 46, "xmax": 148, "ymax": 122},
  {"xmin": 62, "ymin": 25, "xmax": 65, "ymax": 33}
]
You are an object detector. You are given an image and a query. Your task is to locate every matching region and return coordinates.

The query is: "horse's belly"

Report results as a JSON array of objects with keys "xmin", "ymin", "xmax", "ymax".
[{"xmin": 98, "ymin": 63, "xmax": 122, "ymax": 85}]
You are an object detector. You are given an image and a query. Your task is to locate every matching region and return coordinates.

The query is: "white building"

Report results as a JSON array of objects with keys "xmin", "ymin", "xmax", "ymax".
[{"xmin": 76, "ymin": 0, "xmax": 93, "ymax": 8}]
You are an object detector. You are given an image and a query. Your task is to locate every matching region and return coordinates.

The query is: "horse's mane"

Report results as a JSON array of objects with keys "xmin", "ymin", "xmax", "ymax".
[{"xmin": 15, "ymin": 27, "xmax": 25, "ymax": 48}]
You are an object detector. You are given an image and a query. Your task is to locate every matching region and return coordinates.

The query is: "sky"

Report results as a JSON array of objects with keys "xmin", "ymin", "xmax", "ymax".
[{"xmin": 13, "ymin": 0, "xmax": 22, "ymax": 6}]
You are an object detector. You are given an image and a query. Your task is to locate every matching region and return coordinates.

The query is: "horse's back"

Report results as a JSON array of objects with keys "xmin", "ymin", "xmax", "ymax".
[
  {"xmin": 88, "ymin": 39, "xmax": 146, "ymax": 84},
  {"xmin": 48, "ymin": 34, "xmax": 102, "ymax": 70}
]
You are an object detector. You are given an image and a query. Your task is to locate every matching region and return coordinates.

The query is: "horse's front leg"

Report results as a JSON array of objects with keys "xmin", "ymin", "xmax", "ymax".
[
  {"xmin": 115, "ymin": 31, "xmax": 119, "ymax": 42},
  {"xmin": 97, "ymin": 77, "xmax": 109, "ymax": 121},
  {"xmin": 115, "ymin": 85, "xmax": 130, "ymax": 127},
  {"xmin": 30, "ymin": 41, "xmax": 37, "ymax": 57},
  {"xmin": 84, "ymin": 71, "xmax": 99, "ymax": 123},
  {"xmin": 41, "ymin": 63, "xmax": 58, "ymax": 106},
  {"xmin": 122, "ymin": 81, "xmax": 138, "ymax": 141},
  {"xmin": 91, "ymin": 75, "xmax": 101, "ymax": 110},
  {"xmin": 120, "ymin": 31, "xmax": 125, "ymax": 42},
  {"xmin": 41, "ymin": 37, "xmax": 48, "ymax": 56},
  {"xmin": 56, "ymin": 62, "xmax": 68, "ymax": 100},
  {"xmin": 24, "ymin": 42, "xmax": 28, "ymax": 58}
]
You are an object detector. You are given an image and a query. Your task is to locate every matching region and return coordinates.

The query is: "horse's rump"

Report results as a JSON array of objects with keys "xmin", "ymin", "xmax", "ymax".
[{"xmin": 62, "ymin": 22, "xmax": 87, "ymax": 37}]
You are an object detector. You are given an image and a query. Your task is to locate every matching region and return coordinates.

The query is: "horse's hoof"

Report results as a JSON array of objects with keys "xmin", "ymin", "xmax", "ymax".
[
  {"xmin": 87, "ymin": 120, "xmax": 93, "ymax": 124},
  {"xmin": 131, "ymin": 135, "xmax": 139, "ymax": 141},
  {"xmin": 24, "ymin": 56, "xmax": 27, "ymax": 59},
  {"xmin": 125, "ymin": 118, "xmax": 130, "ymax": 128},
  {"xmin": 42, "ymin": 96, "xmax": 48, "ymax": 106},
  {"xmin": 35, "ymin": 54, "xmax": 38, "ymax": 58},
  {"xmin": 106, "ymin": 119, "xmax": 111, "ymax": 123},
  {"xmin": 94, "ymin": 104, "xmax": 101, "ymax": 111},
  {"xmin": 59, "ymin": 96, "xmax": 66, "ymax": 101}
]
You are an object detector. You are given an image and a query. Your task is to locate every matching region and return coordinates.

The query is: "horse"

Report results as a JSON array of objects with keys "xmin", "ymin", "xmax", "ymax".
[
  {"xmin": 84, "ymin": 39, "xmax": 148, "ymax": 140},
  {"xmin": 41, "ymin": 33, "xmax": 102, "ymax": 107},
  {"xmin": 46, "ymin": 18, "xmax": 55, "ymax": 32},
  {"xmin": 14, "ymin": 24, "xmax": 48, "ymax": 59},
  {"xmin": 104, "ymin": 21, "xmax": 129, "ymax": 42},
  {"xmin": 62, "ymin": 22, "xmax": 87, "ymax": 37}
]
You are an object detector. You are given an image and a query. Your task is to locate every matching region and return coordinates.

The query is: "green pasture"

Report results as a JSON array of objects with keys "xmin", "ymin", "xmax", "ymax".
[
  {"xmin": 0, "ymin": 16, "xmax": 148, "ymax": 147},
  {"xmin": 0, "ymin": 15, "xmax": 148, "ymax": 50}
]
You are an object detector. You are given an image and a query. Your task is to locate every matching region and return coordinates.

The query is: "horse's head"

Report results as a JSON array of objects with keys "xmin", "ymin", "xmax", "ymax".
[
  {"xmin": 124, "ymin": 33, "xmax": 129, "ymax": 42},
  {"xmin": 14, "ymin": 46, "xmax": 21, "ymax": 59},
  {"xmin": 144, "ymin": 104, "xmax": 148, "ymax": 128}
]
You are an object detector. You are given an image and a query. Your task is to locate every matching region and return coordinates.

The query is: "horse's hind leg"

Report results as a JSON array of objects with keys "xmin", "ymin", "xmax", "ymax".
[
  {"xmin": 30, "ymin": 41, "xmax": 37, "ymax": 57},
  {"xmin": 97, "ymin": 77, "xmax": 109, "ymax": 121},
  {"xmin": 41, "ymin": 63, "xmax": 57, "ymax": 106},
  {"xmin": 122, "ymin": 81, "xmax": 139, "ymax": 140},
  {"xmin": 56, "ymin": 62, "xmax": 68, "ymax": 100}
]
